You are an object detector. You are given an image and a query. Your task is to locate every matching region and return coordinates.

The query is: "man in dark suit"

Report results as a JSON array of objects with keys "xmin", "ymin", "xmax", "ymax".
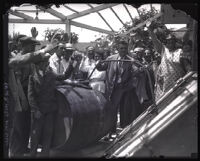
[
  {"xmin": 8, "ymin": 36, "xmax": 56, "ymax": 158},
  {"xmin": 96, "ymin": 40, "xmax": 142, "ymax": 139}
]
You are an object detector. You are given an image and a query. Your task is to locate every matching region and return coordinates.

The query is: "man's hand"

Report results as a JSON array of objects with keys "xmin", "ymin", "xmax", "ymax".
[
  {"xmin": 146, "ymin": 20, "xmax": 154, "ymax": 31},
  {"xmin": 69, "ymin": 56, "xmax": 77, "ymax": 67},
  {"xmin": 31, "ymin": 27, "xmax": 38, "ymax": 39},
  {"xmin": 42, "ymin": 42, "xmax": 58, "ymax": 54},
  {"xmin": 96, "ymin": 60, "xmax": 102, "ymax": 68}
]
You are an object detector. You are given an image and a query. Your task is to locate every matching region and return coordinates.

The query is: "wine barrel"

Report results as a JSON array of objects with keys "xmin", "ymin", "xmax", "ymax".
[{"xmin": 51, "ymin": 85, "xmax": 116, "ymax": 151}]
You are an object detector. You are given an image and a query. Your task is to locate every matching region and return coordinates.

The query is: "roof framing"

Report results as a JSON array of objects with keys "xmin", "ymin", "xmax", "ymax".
[
  {"xmin": 87, "ymin": 4, "xmax": 115, "ymax": 32},
  {"xmin": 9, "ymin": 18, "xmax": 115, "ymax": 35},
  {"xmin": 109, "ymin": 7, "xmax": 125, "ymax": 26},
  {"xmin": 63, "ymin": 5, "xmax": 79, "ymax": 13},
  {"xmin": 71, "ymin": 21, "xmax": 115, "ymax": 35},
  {"xmin": 123, "ymin": 4, "xmax": 134, "ymax": 22},
  {"xmin": 8, "ymin": 3, "xmax": 162, "ymax": 36},
  {"xmin": 66, "ymin": 3, "xmax": 118, "ymax": 20},
  {"xmin": 37, "ymin": 6, "xmax": 66, "ymax": 20},
  {"xmin": 9, "ymin": 10, "xmax": 33, "ymax": 20}
]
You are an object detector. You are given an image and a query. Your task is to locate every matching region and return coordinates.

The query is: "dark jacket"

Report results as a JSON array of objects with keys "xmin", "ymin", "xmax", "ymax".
[
  {"xmin": 28, "ymin": 66, "xmax": 57, "ymax": 114},
  {"xmin": 96, "ymin": 53, "xmax": 138, "ymax": 100}
]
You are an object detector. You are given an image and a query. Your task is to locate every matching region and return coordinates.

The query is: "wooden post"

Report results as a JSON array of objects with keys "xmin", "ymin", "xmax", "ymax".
[{"xmin": 65, "ymin": 19, "xmax": 71, "ymax": 43}]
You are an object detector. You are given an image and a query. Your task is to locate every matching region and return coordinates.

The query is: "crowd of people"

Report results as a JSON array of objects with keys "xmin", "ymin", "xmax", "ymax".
[{"xmin": 7, "ymin": 21, "xmax": 193, "ymax": 158}]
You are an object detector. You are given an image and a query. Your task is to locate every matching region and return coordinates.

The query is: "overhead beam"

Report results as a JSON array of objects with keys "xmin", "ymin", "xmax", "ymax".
[
  {"xmin": 97, "ymin": 12, "xmax": 115, "ymax": 32},
  {"xmin": 9, "ymin": 18, "xmax": 64, "ymax": 24},
  {"xmin": 67, "ymin": 3, "xmax": 118, "ymax": 20},
  {"xmin": 64, "ymin": 4, "xmax": 79, "ymax": 13},
  {"xmin": 136, "ymin": 8, "xmax": 142, "ymax": 19},
  {"xmin": 87, "ymin": 4, "xmax": 114, "ymax": 32},
  {"xmin": 123, "ymin": 4, "xmax": 134, "ymax": 22},
  {"xmin": 37, "ymin": 6, "xmax": 66, "ymax": 20},
  {"xmin": 121, "ymin": 12, "xmax": 163, "ymax": 36},
  {"xmin": 9, "ymin": 18, "xmax": 115, "ymax": 35},
  {"xmin": 71, "ymin": 21, "xmax": 115, "ymax": 35},
  {"xmin": 109, "ymin": 7, "xmax": 125, "ymax": 26},
  {"xmin": 65, "ymin": 19, "xmax": 71, "ymax": 43},
  {"xmin": 9, "ymin": 10, "xmax": 33, "ymax": 20}
]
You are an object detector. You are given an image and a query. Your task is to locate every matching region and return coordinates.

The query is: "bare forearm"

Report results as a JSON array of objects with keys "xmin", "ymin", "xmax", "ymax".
[
  {"xmin": 9, "ymin": 50, "xmax": 45, "ymax": 68},
  {"xmin": 148, "ymin": 29, "xmax": 163, "ymax": 54}
]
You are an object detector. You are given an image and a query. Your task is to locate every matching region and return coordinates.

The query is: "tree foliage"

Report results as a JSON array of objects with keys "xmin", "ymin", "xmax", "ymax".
[
  {"xmin": 44, "ymin": 28, "xmax": 79, "ymax": 44},
  {"xmin": 94, "ymin": 6, "xmax": 171, "ymax": 53}
]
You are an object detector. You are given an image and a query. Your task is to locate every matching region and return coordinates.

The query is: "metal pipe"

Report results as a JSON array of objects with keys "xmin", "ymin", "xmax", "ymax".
[{"xmin": 104, "ymin": 72, "xmax": 195, "ymax": 151}]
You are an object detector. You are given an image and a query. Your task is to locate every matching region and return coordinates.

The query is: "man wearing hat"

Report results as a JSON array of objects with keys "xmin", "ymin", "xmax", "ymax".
[
  {"xmin": 103, "ymin": 47, "xmax": 111, "ymax": 60},
  {"xmin": 62, "ymin": 43, "xmax": 75, "ymax": 71},
  {"xmin": 9, "ymin": 34, "xmax": 27, "ymax": 57},
  {"xmin": 89, "ymin": 48, "xmax": 106, "ymax": 93},
  {"xmin": 28, "ymin": 52, "xmax": 57, "ymax": 157},
  {"xmin": 133, "ymin": 47, "xmax": 145, "ymax": 64},
  {"xmin": 146, "ymin": 21, "xmax": 192, "ymax": 101},
  {"xmin": 8, "ymin": 35, "xmax": 56, "ymax": 158},
  {"xmin": 96, "ymin": 40, "xmax": 142, "ymax": 141},
  {"xmin": 49, "ymin": 42, "xmax": 75, "ymax": 75},
  {"xmin": 79, "ymin": 46, "xmax": 96, "ymax": 77}
]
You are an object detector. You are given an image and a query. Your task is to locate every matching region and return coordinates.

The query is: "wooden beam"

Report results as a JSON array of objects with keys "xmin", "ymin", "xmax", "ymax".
[
  {"xmin": 9, "ymin": 10, "xmax": 33, "ymax": 20},
  {"xmin": 150, "ymin": 4, "xmax": 153, "ymax": 12},
  {"xmin": 37, "ymin": 6, "xmax": 66, "ymax": 20},
  {"xmin": 123, "ymin": 4, "xmax": 134, "ymax": 22},
  {"xmin": 121, "ymin": 12, "xmax": 163, "ymax": 36},
  {"xmin": 109, "ymin": 7, "xmax": 125, "ymax": 26},
  {"xmin": 9, "ymin": 18, "xmax": 115, "ymax": 35},
  {"xmin": 87, "ymin": 4, "xmax": 114, "ymax": 32},
  {"xmin": 65, "ymin": 19, "xmax": 71, "ymax": 43},
  {"xmin": 97, "ymin": 12, "xmax": 115, "ymax": 32},
  {"xmin": 71, "ymin": 21, "xmax": 115, "ymax": 35},
  {"xmin": 9, "ymin": 18, "xmax": 64, "ymax": 24},
  {"xmin": 136, "ymin": 8, "xmax": 142, "ymax": 18},
  {"xmin": 67, "ymin": 3, "xmax": 118, "ymax": 20},
  {"xmin": 64, "ymin": 5, "xmax": 79, "ymax": 13}
]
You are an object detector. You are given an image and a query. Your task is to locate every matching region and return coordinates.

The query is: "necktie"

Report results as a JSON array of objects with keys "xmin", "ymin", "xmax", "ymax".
[
  {"xmin": 58, "ymin": 59, "xmax": 64, "ymax": 74},
  {"xmin": 118, "ymin": 57, "xmax": 123, "ymax": 74}
]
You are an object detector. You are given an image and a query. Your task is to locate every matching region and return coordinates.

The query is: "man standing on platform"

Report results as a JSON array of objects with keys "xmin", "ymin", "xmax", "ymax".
[{"xmin": 96, "ymin": 40, "xmax": 142, "ymax": 140}]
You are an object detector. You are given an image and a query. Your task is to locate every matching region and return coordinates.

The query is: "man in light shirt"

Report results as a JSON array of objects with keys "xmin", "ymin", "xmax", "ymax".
[
  {"xmin": 89, "ymin": 48, "xmax": 106, "ymax": 93},
  {"xmin": 49, "ymin": 43, "xmax": 75, "ymax": 75},
  {"xmin": 79, "ymin": 46, "xmax": 96, "ymax": 77}
]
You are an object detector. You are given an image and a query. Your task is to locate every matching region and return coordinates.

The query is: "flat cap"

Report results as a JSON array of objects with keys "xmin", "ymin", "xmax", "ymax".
[
  {"xmin": 87, "ymin": 46, "xmax": 95, "ymax": 51},
  {"xmin": 19, "ymin": 36, "xmax": 41, "ymax": 46},
  {"xmin": 133, "ymin": 47, "xmax": 144, "ymax": 52},
  {"xmin": 64, "ymin": 43, "xmax": 75, "ymax": 50}
]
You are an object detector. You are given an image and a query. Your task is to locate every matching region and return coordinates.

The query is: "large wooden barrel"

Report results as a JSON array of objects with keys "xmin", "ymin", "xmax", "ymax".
[{"xmin": 51, "ymin": 85, "xmax": 116, "ymax": 152}]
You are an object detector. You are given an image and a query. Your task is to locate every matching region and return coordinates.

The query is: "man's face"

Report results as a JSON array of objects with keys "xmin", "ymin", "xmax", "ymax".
[
  {"xmin": 63, "ymin": 50, "xmax": 74, "ymax": 61},
  {"xmin": 118, "ymin": 44, "xmax": 128, "ymax": 57},
  {"xmin": 137, "ymin": 51, "xmax": 144, "ymax": 60},
  {"xmin": 183, "ymin": 44, "xmax": 192, "ymax": 52},
  {"xmin": 103, "ymin": 52, "xmax": 109, "ymax": 60},
  {"xmin": 166, "ymin": 39, "xmax": 176, "ymax": 50},
  {"xmin": 56, "ymin": 46, "xmax": 66, "ymax": 58},
  {"xmin": 74, "ymin": 54, "xmax": 82, "ymax": 62},
  {"xmin": 94, "ymin": 53, "xmax": 102, "ymax": 61},
  {"xmin": 87, "ymin": 50, "xmax": 94, "ymax": 59},
  {"xmin": 22, "ymin": 44, "xmax": 36, "ymax": 54}
]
